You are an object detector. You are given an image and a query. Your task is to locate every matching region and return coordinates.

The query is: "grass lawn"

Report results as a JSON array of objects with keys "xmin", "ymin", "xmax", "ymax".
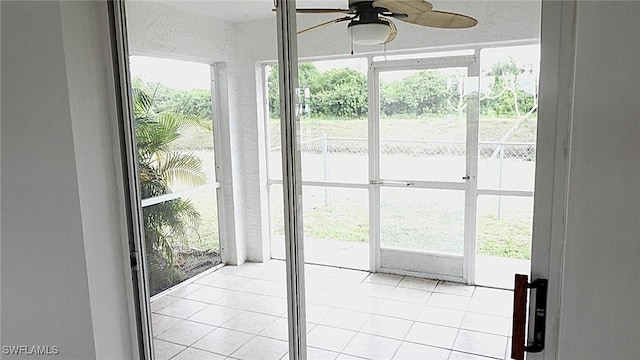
[
  {"xmin": 267, "ymin": 115, "xmax": 536, "ymax": 260},
  {"xmin": 186, "ymin": 188, "xmax": 220, "ymax": 252},
  {"xmin": 269, "ymin": 115, "xmax": 537, "ymax": 144},
  {"xmin": 271, "ymin": 185, "xmax": 532, "ymax": 259},
  {"xmin": 166, "ymin": 115, "xmax": 536, "ymax": 261}
]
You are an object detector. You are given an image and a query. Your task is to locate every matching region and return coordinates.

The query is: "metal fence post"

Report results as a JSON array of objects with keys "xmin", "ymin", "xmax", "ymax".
[
  {"xmin": 498, "ymin": 143, "xmax": 504, "ymax": 220},
  {"xmin": 323, "ymin": 134, "xmax": 330, "ymax": 206}
]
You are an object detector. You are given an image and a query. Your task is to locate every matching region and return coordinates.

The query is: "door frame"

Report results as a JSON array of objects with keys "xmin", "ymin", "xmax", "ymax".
[
  {"xmin": 106, "ymin": 0, "xmax": 573, "ymax": 357},
  {"xmin": 108, "ymin": 1, "xmax": 152, "ymax": 358},
  {"xmin": 108, "ymin": 3, "xmax": 232, "ymax": 358},
  {"xmin": 368, "ymin": 55, "xmax": 480, "ymax": 284},
  {"xmin": 528, "ymin": 1, "xmax": 577, "ymax": 358},
  {"xmin": 275, "ymin": 1, "xmax": 308, "ymax": 359}
]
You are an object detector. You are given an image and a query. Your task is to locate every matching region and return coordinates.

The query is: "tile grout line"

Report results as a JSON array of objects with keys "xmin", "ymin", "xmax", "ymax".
[{"xmin": 152, "ymin": 262, "xmax": 513, "ymax": 360}]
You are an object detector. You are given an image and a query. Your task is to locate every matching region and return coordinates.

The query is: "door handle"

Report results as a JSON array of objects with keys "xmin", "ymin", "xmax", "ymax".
[
  {"xmin": 370, "ymin": 180, "xmax": 414, "ymax": 186},
  {"xmin": 462, "ymin": 175, "xmax": 471, "ymax": 180},
  {"xmin": 511, "ymin": 274, "xmax": 548, "ymax": 360}
]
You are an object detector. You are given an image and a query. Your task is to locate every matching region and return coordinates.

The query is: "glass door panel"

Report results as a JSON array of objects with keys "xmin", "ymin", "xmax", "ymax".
[
  {"xmin": 476, "ymin": 44, "xmax": 540, "ymax": 288},
  {"xmin": 476, "ymin": 195, "xmax": 533, "ymax": 288},
  {"xmin": 267, "ymin": 59, "xmax": 370, "ymax": 270},
  {"xmin": 266, "ymin": 59, "xmax": 369, "ymax": 185},
  {"xmin": 302, "ymin": 186, "xmax": 369, "ymax": 270},
  {"xmin": 379, "ymin": 68, "xmax": 468, "ymax": 183},
  {"xmin": 270, "ymin": 184, "xmax": 369, "ymax": 270},
  {"xmin": 477, "ymin": 46, "xmax": 538, "ymax": 192},
  {"xmin": 380, "ymin": 187, "xmax": 464, "ymax": 254}
]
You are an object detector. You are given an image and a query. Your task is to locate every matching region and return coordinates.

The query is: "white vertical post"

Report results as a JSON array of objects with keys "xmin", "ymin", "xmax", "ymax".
[
  {"xmin": 463, "ymin": 52, "xmax": 480, "ymax": 285},
  {"xmin": 275, "ymin": 1, "xmax": 307, "ymax": 359},
  {"xmin": 368, "ymin": 59, "xmax": 381, "ymax": 273},
  {"xmin": 210, "ymin": 64, "xmax": 239, "ymax": 265}
]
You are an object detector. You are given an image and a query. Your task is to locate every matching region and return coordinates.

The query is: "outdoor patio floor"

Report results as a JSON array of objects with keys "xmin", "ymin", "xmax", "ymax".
[{"xmin": 151, "ymin": 260, "xmax": 514, "ymax": 360}]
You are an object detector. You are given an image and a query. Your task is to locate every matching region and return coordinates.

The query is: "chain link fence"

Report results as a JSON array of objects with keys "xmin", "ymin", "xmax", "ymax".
[
  {"xmin": 273, "ymin": 136, "xmax": 535, "ymax": 162},
  {"xmin": 479, "ymin": 142, "xmax": 536, "ymax": 162}
]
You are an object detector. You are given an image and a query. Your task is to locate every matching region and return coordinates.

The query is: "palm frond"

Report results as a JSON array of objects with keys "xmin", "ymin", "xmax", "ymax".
[
  {"xmin": 133, "ymin": 83, "xmax": 210, "ymax": 295},
  {"xmin": 132, "ymin": 87, "xmax": 155, "ymax": 120},
  {"xmin": 171, "ymin": 199, "xmax": 201, "ymax": 229},
  {"xmin": 135, "ymin": 118, "xmax": 181, "ymax": 156},
  {"xmin": 156, "ymin": 111, "xmax": 211, "ymax": 132},
  {"xmin": 158, "ymin": 152, "xmax": 207, "ymax": 188}
]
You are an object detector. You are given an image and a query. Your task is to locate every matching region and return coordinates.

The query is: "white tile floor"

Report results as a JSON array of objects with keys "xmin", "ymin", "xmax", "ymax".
[
  {"xmin": 272, "ymin": 238, "xmax": 530, "ymax": 290},
  {"xmin": 151, "ymin": 260, "xmax": 514, "ymax": 360}
]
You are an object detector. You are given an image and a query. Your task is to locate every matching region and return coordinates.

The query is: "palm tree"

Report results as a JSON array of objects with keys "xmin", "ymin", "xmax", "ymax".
[{"xmin": 133, "ymin": 84, "xmax": 209, "ymax": 294}]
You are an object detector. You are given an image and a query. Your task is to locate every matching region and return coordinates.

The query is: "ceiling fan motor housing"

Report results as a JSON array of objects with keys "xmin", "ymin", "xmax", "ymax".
[
  {"xmin": 349, "ymin": 0, "xmax": 387, "ymax": 24},
  {"xmin": 347, "ymin": 1, "xmax": 393, "ymax": 46}
]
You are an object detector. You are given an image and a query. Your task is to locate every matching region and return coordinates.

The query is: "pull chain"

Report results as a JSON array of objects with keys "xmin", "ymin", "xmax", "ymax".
[{"xmin": 350, "ymin": 31, "xmax": 354, "ymax": 55}]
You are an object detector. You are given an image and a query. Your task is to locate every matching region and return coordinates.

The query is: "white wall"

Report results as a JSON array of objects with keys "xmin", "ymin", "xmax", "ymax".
[
  {"xmin": 60, "ymin": 2, "xmax": 136, "ymax": 358},
  {"xmin": 554, "ymin": 2, "xmax": 640, "ymax": 358},
  {"xmin": 1, "ymin": 1, "xmax": 134, "ymax": 358}
]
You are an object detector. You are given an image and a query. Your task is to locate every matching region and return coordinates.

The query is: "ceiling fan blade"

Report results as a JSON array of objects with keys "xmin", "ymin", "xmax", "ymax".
[
  {"xmin": 296, "ymin": 8, "xmax": 353, "ymax": 14},
  {"xmin": 298, "ymin": 16, "xmax": 352, "ymax": 35},
  {"xmin": 401, "ymin": 10, "xmax": 478, "ymax": 28},
  {"xmin": 381, "ymin": 18, "xmax": 398, "ymax": 44},
  {"xmin": 373, "ymin": 0, "xmax": 433, "ymax": 15},
  {"xmin": 272, "ymin": 8, "xmax": 352, "ymax": 14}
]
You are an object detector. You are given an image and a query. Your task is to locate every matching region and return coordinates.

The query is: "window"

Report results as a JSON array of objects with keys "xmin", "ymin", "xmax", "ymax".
[{"xmin": 129, "ymin": 56, "xmax": 222, "ymax": 295}]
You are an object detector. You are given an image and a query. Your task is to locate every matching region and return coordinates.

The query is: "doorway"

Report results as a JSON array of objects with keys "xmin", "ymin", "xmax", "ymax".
[
  {"xmin": 128, "ymin": 56, "xmax": 224, "ymax": 296},
  {"xmin": 111, "ymin": 1, "xmax": 550, "ymax": 358},
  {"xmin": 370, "ymin": 56, "xmax": 479, "ymax": 282}
]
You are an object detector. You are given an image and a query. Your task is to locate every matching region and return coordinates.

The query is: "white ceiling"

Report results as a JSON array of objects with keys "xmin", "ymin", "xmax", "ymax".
[{"xmin": 162, "ymin": 0, "xmax": 350, "ymax": 22}]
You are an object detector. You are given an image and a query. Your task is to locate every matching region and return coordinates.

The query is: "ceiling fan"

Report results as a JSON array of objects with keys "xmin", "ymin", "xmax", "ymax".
[{"xmin": 289, "ymin": 0, "xmax": 477, "ymax": 46}]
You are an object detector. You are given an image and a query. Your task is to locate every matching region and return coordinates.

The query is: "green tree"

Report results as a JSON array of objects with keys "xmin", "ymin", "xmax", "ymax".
[
  {"xmin": 381, "ymin": 70, "xmax": 456, "ymax": 117},
  {"xmin": 132, "ymin": 77, "xmax": 213, "ymax": 126},
  {"xmin": 483, "ymin": 59, "xmax": 537, "ymax": 118},
  {"xmin": 267, "ymin": 65, "xmax": 280, "ymax": 118},
  {"xmin": 133, "ymin": 84, "xmax": 209, "ymax": 295},
  {"xmin": 132, "ymin": 78, "xmax": 174, "ymax": 111},
  {"xmin": 171, "ymin": 88, "xmax": 214, "ymax": 122},
  {"xmin": 310, "ymin": 67, "xmax": 368, "ymax": 118},
  {"xmin": 268, "ymin": 63, "xmax": 320, "ymax": 118}
]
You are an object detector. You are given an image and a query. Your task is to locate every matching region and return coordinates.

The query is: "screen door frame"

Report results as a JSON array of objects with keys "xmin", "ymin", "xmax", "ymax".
[{"xmin": 368, "ymin": 55, "xmax": 481, "ymax": 283}]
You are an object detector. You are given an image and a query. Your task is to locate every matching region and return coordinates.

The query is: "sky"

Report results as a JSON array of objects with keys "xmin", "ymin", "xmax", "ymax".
[
  {"xmin": 312, "ymin": 45, "xmax": 540, "ymax": 74},
  {"xmin": 480, "ymin": 44, "xmax": 540, "ymax": 73},
  {"xmin": 129, "ymin": 56, "xmax": 212, "ymax": 90}
]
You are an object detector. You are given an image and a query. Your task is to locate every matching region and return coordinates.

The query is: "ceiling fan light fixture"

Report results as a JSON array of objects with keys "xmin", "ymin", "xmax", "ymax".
[{"xmin": 348, "ymin": 22, "xmax": 391, "ymax": 46}]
